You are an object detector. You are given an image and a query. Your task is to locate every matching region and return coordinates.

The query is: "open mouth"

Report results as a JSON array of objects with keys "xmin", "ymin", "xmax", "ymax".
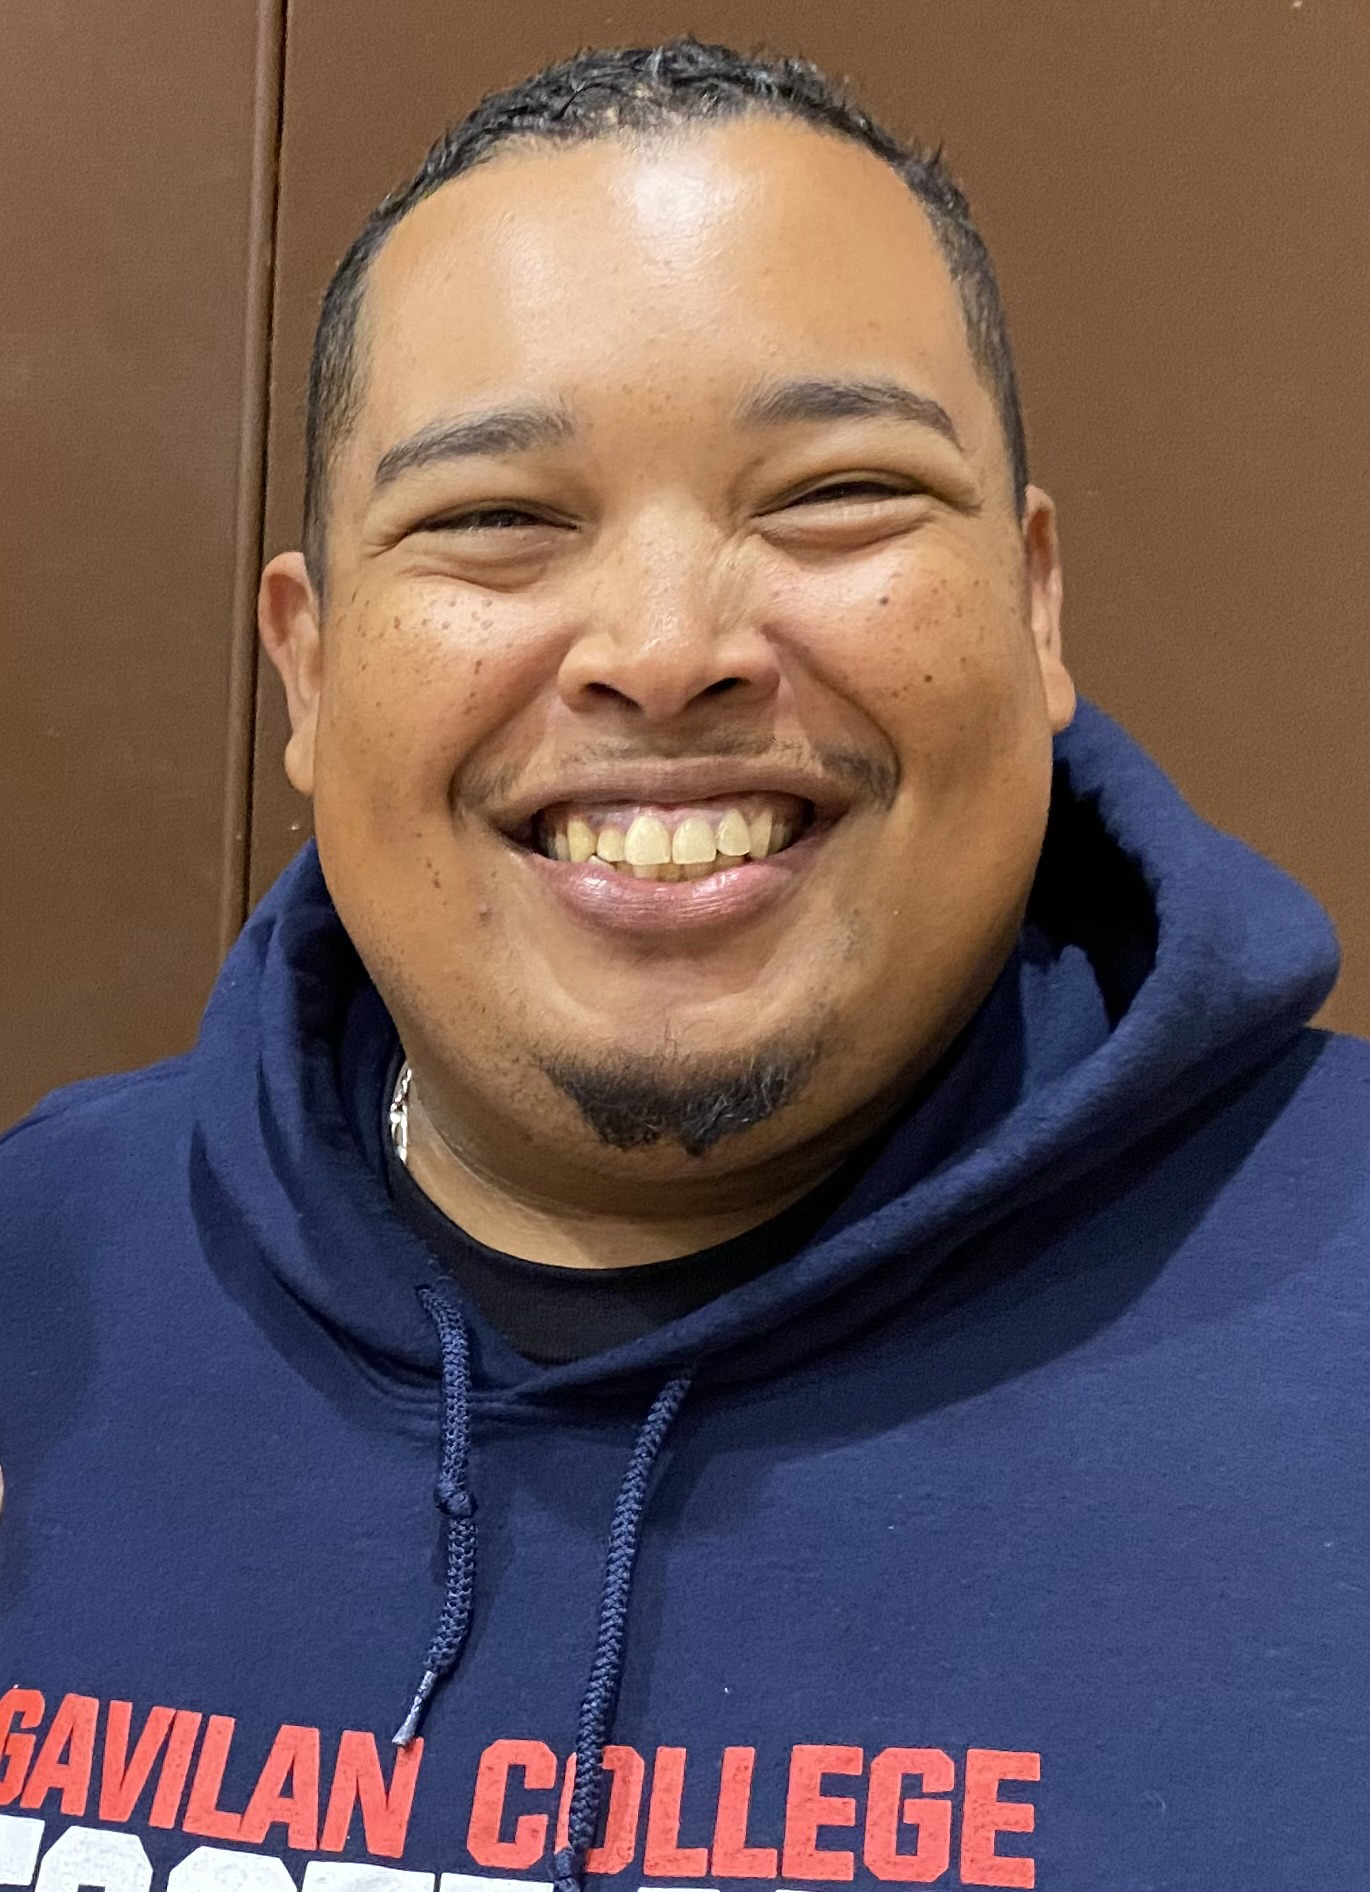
[{"xmin": 518, "ymin": 792, "xmax": 815, "ymax": 883}]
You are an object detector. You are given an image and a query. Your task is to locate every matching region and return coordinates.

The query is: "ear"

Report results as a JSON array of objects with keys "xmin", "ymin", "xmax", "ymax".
[
  {"xmin": 258, "ymin": 551, "xmax": 324, "ymax": 797},
  {"xmin": 1020, "ymin": 483, "xmax": 1075, "ymax": 733}
]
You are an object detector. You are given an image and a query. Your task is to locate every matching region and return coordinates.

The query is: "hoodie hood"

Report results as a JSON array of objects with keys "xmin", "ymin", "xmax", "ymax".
[{"xmin": 190, "ymin": 701, "xmax": 1338, "ymax": 1400}]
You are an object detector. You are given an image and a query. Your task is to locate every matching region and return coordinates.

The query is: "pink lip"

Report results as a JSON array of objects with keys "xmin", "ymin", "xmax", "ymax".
[{"xmin": 514, "ymin": 823, "xmax": 830, "ymax": 937}]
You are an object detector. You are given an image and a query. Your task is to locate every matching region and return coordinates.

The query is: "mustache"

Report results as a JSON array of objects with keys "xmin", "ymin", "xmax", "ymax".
[{"xmin": 462, "ymin": 735, "xmax": 899, "ymax": 816}]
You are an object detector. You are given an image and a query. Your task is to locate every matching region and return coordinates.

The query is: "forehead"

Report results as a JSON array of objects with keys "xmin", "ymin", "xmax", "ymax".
[{"xmin": 356, "ymin": 117, "xmax": 988, "ymax": 459}]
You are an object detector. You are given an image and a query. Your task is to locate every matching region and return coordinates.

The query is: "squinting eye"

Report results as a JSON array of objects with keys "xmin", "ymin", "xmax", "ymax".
[
  {"xmin": 416, "ymin": 507, "xmax": 550, "ymax": 533},
  {"xmin": 787, "ymin": 481, "xmax": 909, "ymax": 507}
]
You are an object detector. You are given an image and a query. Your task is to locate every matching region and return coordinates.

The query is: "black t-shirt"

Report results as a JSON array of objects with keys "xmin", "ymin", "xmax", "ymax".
[{"xmin": 381, "ymin": 1081, "xmax": 849, "ymax": 1365}]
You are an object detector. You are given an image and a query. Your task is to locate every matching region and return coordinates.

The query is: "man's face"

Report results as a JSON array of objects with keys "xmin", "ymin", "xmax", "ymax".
[{"xmin": 262, "ymin": 119, "xmax": 1073, "ymax": 1183}]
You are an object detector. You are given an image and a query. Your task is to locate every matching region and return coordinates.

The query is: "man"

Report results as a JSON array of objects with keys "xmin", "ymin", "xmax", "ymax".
[{"xmin": 1, "ymin": 36, "xmax": 1365, "ymax": 1892}]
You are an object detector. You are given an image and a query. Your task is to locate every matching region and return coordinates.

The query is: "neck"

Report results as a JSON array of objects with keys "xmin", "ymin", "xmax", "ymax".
[{"xmin": 400, "ymin": 1078, "xmax": 854, "ymax": 1268}]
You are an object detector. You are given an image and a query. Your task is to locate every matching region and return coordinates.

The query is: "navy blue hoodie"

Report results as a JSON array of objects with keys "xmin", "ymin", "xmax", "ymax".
[{"xmin": 2, "ymin": 703, "xmax": 1368, "ymax": 1891}]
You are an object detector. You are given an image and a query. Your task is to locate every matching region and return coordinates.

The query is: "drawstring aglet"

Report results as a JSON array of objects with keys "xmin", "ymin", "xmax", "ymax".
[{"xmin": 392, "ymin": 1668, "xmax": 438, "ymax": 1747}]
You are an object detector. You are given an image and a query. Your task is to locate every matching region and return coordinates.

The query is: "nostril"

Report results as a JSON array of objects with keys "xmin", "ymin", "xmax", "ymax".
[{"xmin": 701, "ymin": 676, "xmax": 745, "ymax": 698}]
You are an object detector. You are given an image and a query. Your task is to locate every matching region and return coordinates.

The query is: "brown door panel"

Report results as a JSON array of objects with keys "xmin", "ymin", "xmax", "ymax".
[{"xmin": 0, "ymin": 0, "xmax": 283, "ymax": 1124}]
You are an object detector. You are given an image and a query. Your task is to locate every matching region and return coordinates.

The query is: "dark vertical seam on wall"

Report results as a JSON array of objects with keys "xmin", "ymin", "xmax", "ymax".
[{"xmin": 217, "ymin": 0, "xmax": 288, "ymax": 960}]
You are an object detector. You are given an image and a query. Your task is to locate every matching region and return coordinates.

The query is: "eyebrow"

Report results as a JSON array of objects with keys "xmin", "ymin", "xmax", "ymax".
[
  {"xmin": 371, "ymin": 373, "xmax": 963, "ymax": 497},
  {"xmin": 372, "ymin": 402, "xmax": 576, "ymax": 492},
  {"xmin": 736, "ymin": 374, "xmax": 963, "ymax": 447}
]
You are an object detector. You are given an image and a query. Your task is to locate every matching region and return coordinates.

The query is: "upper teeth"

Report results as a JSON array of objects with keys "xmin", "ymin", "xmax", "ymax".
[{"xmin": 541, "ymin": 804, "xmax": 798, "ymax": 879}]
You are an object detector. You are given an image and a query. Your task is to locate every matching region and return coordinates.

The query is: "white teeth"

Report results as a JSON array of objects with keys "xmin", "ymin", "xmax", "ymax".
[
  {"xmin": 567, "ymin": 816, "xmax": 597, "ymax": 863},
  {"xmin": 624, "ymin": 814, "xmax": 672, "ymax": 866},
  {"xmin": 672, "ymin": 816, "xmax": 717, "ymax": 865},
  {"xmin": 715, "ymin": 809, "xmax": 751, "ymax": 858},
  {"xmin": 540, "ymin": 801, "xmax": 804, "ymax": 878}
]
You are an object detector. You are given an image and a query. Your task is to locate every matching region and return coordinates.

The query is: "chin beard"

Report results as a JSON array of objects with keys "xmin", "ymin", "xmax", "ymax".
[{"xmin": 537, "ymin": 1038, "xmax": 819, "ymax": 1157}]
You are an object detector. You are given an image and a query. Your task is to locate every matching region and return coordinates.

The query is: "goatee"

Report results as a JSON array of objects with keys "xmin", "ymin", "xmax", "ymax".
[{"xmin": 538, "ymin": 1041, "xmax": 818, "ymax": 1157}]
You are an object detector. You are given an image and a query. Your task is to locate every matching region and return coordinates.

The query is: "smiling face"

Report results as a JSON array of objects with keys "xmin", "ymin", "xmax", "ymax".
[{"xmin": 260, "ymin": 117, "xmax": 1073, "ymax": 1218}]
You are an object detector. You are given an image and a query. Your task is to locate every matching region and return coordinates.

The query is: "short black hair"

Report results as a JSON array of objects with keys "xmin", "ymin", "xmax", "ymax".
[{"xmin": 302, "ymin": 36, "xmax": 1029, "ymax": 594}]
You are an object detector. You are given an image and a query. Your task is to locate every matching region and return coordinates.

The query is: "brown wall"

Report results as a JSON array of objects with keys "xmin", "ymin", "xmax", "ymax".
[
  {"xmin": 0, "ymin": 0, "xmax": 283, "ymax": 1126},
  {"xmin": 3, "ymin": 1, "xmax": 1367, "ymax": 1128}
]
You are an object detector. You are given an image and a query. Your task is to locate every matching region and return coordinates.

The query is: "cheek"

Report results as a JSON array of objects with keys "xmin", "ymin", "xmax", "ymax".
[
  {"xmin": 780, "ymin": 550, "xmax": 1034, "ymax": 750},
  {"xmin": 315, "ymin": 590, "xmax": 541, "ymax": 816},
  {"xmin": 781, "ymin": 550, "xmax": 1053, "ymax": 912}
]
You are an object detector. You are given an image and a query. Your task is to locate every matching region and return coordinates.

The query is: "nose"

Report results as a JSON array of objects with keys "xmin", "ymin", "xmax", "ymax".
[{"xmin": 556, "ymin": 517, "xmax": 781, "ymax": 723}]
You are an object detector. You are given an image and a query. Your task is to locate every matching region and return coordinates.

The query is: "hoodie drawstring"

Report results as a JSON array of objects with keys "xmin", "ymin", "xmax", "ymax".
[
  {"xmin": 551, "ymin": 1366, "xmax": 693, "ymax": 1892},
  {"xmin": 393, "ymin": 1286, "xmax": 478, "ymax": 1745},
  {"xmin": 399, "ymin": 1290, "xmax": 695, "ymax": 1892}
]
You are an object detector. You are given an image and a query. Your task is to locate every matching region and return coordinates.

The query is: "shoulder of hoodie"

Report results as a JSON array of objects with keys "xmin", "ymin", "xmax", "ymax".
[
  {"xmin": 0, "ymin": 1053, "xmax": 193, "ymax": 1228},
  {"xmin": 1262, "ymin": 1028, "xmax": 1370, "ymax": 1189},
  {"xmin": 1287, "ymin": 1023, "xmax": 1370, "ymax": 1108},
  {"xmin": 0, "ymin": 1053, "xmax": 212, "ymax": 1362},
  {"xmin": 0, "ymin": 1054, "xmax": 224, "ymax": 1416},
  {"xmin": 1202, "ymin": 1024, "xmax": 1370, "ymax": 1176},
  {"xmin": 1174, "ymin": 1024, "xmax": 1370, "ymax": 1282},
  {"xmin": 1287, "ymin": 1029, "xmax": 1370, "ymax": 1173}
]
